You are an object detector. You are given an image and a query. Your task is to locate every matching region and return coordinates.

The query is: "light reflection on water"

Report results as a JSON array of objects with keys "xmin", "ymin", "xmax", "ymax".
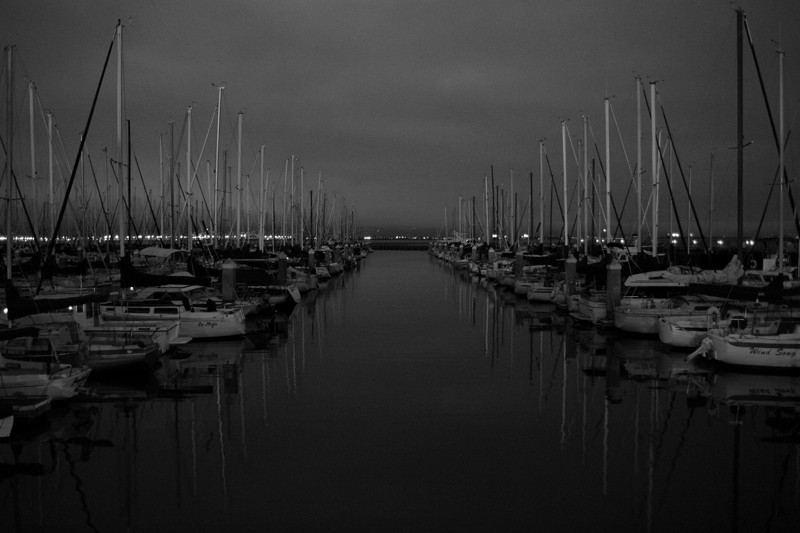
[{"xmin": 1, "ymin": 251, "xmax": 800, "ymax": 532}]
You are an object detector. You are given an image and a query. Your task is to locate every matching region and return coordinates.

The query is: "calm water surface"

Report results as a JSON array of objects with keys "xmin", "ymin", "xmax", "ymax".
[{"xmin": 2, "ymin": 250, "xmax": 800, "ymax": 532}]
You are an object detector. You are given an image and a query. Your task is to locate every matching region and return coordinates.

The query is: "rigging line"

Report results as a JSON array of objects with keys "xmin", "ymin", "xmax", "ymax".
[
  {"xmin": 586, "ymin": 122, "xmax": 610, "ymax": 228},
  {"xmin": 85, "ymin": 152, "xmax": 115, "ymax": 243},
  {"xmin": 609, "ymin": 101, "xmax": 637, "ymax": 178},
  {"xmin": 654, "ymin": 134, "xmax": 690, "ymax": 255},
  {"xmin": 542, "ymin": 147, "xmax": 564, "ymax": 221},
  {"xmin": 563, "ymin": 122, "xmax": 584, "ymax": 179},
  {"xmin": 108, "ymin": 157, "xmax": 143, "ymax": 249},
  {"xmin": 608, "ymin": 192, "xmax": 630, "ymax": 253},
  {"xmin": 744, "ymin": 14, "xmax": 800, "ymax": 239},
  {"xmin": 656, "ymin": 93, "xmax": 709, "ymax": 254},
  {"xmin": 0, "ymin": 140, "xmax": 42, "ymax": 254},
  {"xmin": 186, "ymin": 106, "xmax": 218, "ymax": 193},
  {"xmin": 42, "ymin": 22, "xmax": 116, "ymax": 263},
  {"xmin": 133, "ymin": 152, "xmax": 165, "ymax": 247},
  {"xmin": 610, "ymin": 102, "xmax": 646, "ymax": 232},
  {"xmin": 754, "ymin": 156, "xmax": 787, "ymax": 244},
  {"xmin": 640, "ymin": 87, "xmax": 689, "ymax": 254}
]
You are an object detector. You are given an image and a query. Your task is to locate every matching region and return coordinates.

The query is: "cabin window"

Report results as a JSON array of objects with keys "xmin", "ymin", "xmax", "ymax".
[{"xmin": 155, "ymin": 307, "xmax": 178, "ymax": 314}]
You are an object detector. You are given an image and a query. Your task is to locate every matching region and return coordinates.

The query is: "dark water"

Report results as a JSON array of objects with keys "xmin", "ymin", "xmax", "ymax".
[{"xmin": 2, "ymin": 250, "xmax": 800, "ymax": 532}]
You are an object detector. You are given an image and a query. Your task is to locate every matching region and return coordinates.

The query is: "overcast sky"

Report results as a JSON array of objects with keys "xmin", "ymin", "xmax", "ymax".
[{"xmin": 2, "ymin": 0, "xmax": 800, "ymax": 240}]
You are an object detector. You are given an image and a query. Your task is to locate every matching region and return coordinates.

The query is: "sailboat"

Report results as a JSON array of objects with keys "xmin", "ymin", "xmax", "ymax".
[{"xmin": 688, "ymin": 16, "xmax": 800, "ymax": 371}]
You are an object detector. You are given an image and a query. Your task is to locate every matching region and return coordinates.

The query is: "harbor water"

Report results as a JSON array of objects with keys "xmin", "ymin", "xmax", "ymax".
[{"xmin": 2, "ymin": 250, "xmax": 800, "ymax": 531}]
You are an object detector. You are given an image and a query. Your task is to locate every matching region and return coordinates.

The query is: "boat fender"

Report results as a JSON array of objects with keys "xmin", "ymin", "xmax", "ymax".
[{"xmin": 749, "ymin": 259, "xmax": 757, "ymax": 269}]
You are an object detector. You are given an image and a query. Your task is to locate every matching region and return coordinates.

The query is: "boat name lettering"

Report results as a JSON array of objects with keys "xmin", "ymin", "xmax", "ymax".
[
  {"xmin": 747, "ymin": 387, "xmax": 798, "ymax": 396},
  {"xmin": 197, "ymin": 322, "xmax": 219, "ymax": 328},
  {"xmin": 748, "ymin": 347, "xmax": 797, "ymax": 357}
]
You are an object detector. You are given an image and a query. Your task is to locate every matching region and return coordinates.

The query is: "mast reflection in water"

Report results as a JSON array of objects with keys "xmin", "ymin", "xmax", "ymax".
[{"xmin": 1, "ymin": 251, "xmax": 799, "ymax": 531}]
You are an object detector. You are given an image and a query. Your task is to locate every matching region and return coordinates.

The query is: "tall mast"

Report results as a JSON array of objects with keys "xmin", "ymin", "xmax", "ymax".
[
  {"xmin": 316, "ymin": 171, "xmax": 322, "ymax": 245},
  {"xmin": 5, "ymin": 46, "xmax": 14, "ymax": 280},
  {"xmin": 583, "ymin": 115, "xmax": 588, "ymax": 255},
  {"xmin": 116, "ymin": 22, "xmax": 125, "ymax": 258},
  {"xmin": 539, "ymin": 141, "xmax": 544, "ymax": 247},
  {"xmin": 127, "ymin": 120, "xmax": 132, "ymax": 251},
  {"xmin": 289, "ymin": 156, "xmax": 295, "ymax": 245},
  {"xmin": 169, "ymin": 120, "xmax": 175, "ymax": 248},
  {"xmin": 528, "ymin": 171, "xmax": 533, "ymax": 249},
  {"xmin": 736, "ymin": 8, "xmax": 744, "ymax": 260},
  {"xmin": 259, "ymin": 144, "xmax": 265, "ymax": 252},
  {"xmin": 159, "ymin": 135, "xmax": 164, "ymax": 240},
  {"xmin": 778, "ymin": 41, "xmax": 784, "ymax": 271},
  {"xmin": 48, "ymin": 111, "xmax": 54, "ymax": 246},
  {"xmin": 300, "ymin": 166, "xmax": 305, "ymax": 245},
  {"xmin": 708, "ymin": 153, "xmax": 714, "ymax": 251},
  {"xmin": 281, "ymin": 157, "xmax": 289, "ymax": 246},
  {"xmin": 604, "ymin": 97, "xmax": 611, "ymax": 244},
  {"xmin": 236, "ymin": 111, "xmax": 242, "ymax": 248},
  {"xmin": 687, "ymin": 165, "xmax": 692, "ymax": 253},
  {"xmin": 28, "ymin": 82, "xmax": 37, "ymax": 241},
  {"xmin": 483, "ymin": 176, "xmax": 489, "ymax": 244},
  {"xmin": 213, "ymin": 83, "xmax": 224, "ymax": 248},
  {"xmin": 509, "ymin": 169, "xmax": 514, "ymax": 246},
  {"xmin": 650, "ymin": 82, "xmax": 658, "ymax": 257},
  {"xmin": 458, "ymin": 195, "xmax": 463, "ymax": 240},
  {"xmin": 562, "ymin": 121, "xmax": 568, "ymax": 251},
  {"xmin": 636, "ymin": 76, "xmax": 642, "ymax": 251},
  {"xmin": 490, "ymin": 165, "xmax": 495, "ymax": 247},
  {"xmin": 186, "ymin": 105, "xmax": 193, "ymax": 252}
]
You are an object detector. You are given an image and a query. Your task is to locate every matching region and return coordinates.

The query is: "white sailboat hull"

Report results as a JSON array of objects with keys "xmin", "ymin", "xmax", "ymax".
[{"xmin": 710, "ymin": 333, "xmax": 800, "ymax": 370}]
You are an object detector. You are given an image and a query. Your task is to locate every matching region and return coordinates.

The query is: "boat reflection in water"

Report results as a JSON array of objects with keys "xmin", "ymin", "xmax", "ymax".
[{"xmin": 1, "ymin": 251, "xmax": 799, "ymax": 531}]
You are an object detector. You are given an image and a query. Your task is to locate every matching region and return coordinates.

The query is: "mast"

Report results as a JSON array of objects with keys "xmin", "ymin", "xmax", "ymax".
[
  {"xmin": 169, "ymin": 120, "xmax": 175, "ymax": 248},
  {"xmin": 509, "ymin": 169, "xmax": 514, "ymax": 246},
  {"xmin": 778, "ymin": 40, "xmax": 784, "ymax": 271},
  {"xmin": 259, "ymin": 144, "xmax": 265, "ymax": 252},
  {"xmin": 315, "ymin": 171, "xmax": 322, "ymax": 246},
  {"xmin": 116, "ymin": 22, "xmax": 125, "ymax": 258},
  {"xmin": 28, "ymin": 82, "xmax": 37, "ymax": 242},
  {"xmin": 127, "ymin": 120, "xmax": 132, "ymax": 251},
  {"xmin": 472, "ymin": 195, "xmax": 477, "ymax": 242},
  {"xmin": 159, "ymin": 135, "xmax": 164, "ymax": 240},
  {"xmin": 236, "ymin": 111, "xmax": 242, "ymax": 248},
  {"xmin": 47, "ymin": 111, "xmax": 54, "ymax": 248},
  {"xmin": 5, "ymin": 46, "xmax": 14, "ymax": 281},
  {"xmin": 300, "ymin": 166, "xmax": 305, "ymax": 245},
  {"xmin": 186, "ymin": 106, "xmax": 193, "ymax": 252},
  {"xmin": 484, "ymin": 175, "xmax": 489, "ymax": 244},
  {"xmin": 708, "ymin": 153, "xmax": 714, "ymax": 252},
  {"xmin": 289, "ymin": 156, "xmax": 295, "ymax": 245},
  {"xmin": 650, "ymin": 82, "xmax": 658, "ymax": 257},
  {"xmin": 213, "ymin": 83, "xmax": 224, "ymax": 248},
  {"xmin": 539, "ymin": 141, "xmax": 544, "ymax": 247},
  {"xmin": 458, "ymin": 195, "xmax": 463, "ymax": 240},
  {"xmin": 604, "ymin": 98, "xmax": 611, "ymax": 244},
  {"xmin": 736, "ymin": 8, "xmax": 744, "ymax": 260},
  {"xmin": 271, "ymin": 193, "xmax": 276, "ymax": 253},
  {"xmin": 528, "ymin": 171, "xmax": 533, "ymax": 249},
  {"xmin": 637, "ymin": 76, "xmax": 642, "ymax": 251},
  {"xmin": 583, "ymin": 115, "xmax": 588, "ymax": 255},
  {"xmin": 562, "ymin": 121, "xmax": 568, "ymax": 252},
  {"xmin": 687, "ymin": 165, "xmax": 692, "ymax": 254},
  {"xmin": 281, "ymin": 157, "xmax": 289, "ymax": 246},
  {"xmin": 490, "ymin": 165, "xmax": 495, "ymax": 247}
]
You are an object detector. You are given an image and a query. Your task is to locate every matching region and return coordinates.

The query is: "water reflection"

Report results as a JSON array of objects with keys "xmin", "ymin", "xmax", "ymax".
[{"xmin": 2, "ymin": 252, "xmax": 799, "ymax": 531}]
